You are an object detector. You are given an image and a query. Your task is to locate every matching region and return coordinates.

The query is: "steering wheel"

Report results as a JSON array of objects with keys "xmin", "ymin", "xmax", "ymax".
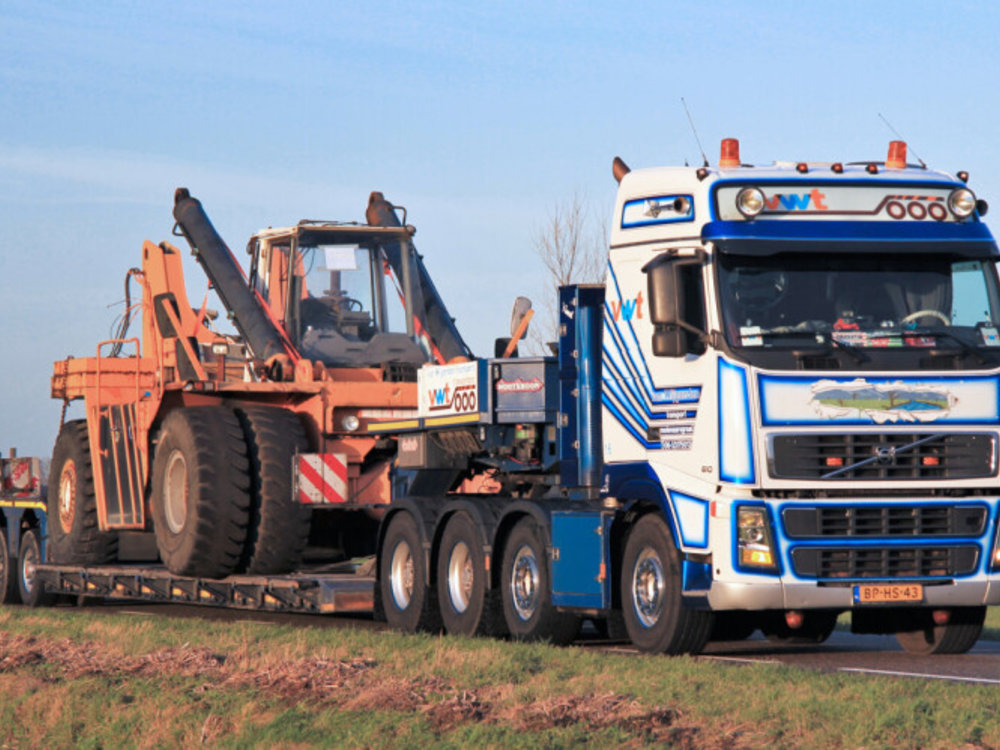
[
  {"xmin": 340, "ymin": 297, "xmax": 364, "ymax": 312},
  {"xmin": 901, "ymin": 309, "xmax": 950, "ymax": 326}
]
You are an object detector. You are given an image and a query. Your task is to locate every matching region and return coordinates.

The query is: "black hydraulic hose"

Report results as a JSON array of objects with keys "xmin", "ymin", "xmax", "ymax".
[{"xmin": 172, "ymin": 188, "xmax": 293, "ymax": 363}]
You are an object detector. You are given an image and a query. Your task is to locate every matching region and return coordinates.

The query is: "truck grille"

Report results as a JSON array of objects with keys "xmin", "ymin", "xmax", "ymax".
[
  {"xmin": 770, "ymin": 432, "xmax": 995, "ymax": 480},
  {"xmin": 782, "ymin": 505, "xmax": 989, "ymax": 539},
  {"xmin": 790, "ymin": 545, "xmax": 979, "ymax": 579}
]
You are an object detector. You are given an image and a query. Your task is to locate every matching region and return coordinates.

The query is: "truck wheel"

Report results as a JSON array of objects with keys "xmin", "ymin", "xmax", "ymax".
[
  {"xmin": 18, "ymin": 529, "xmax": 51, "ymax": 607},
  {"xmin": 760, "ymin": 610, "xmax": 838, "ymax": 644},
  {"xmin": 621, "ymin": 514, "xmax": 712, "ymax": 655},
  {"xmin": 380, "ymin": 512, "xmax": 441, "ymax": 633},
  {"xmin": 895, "ymin": 607, "xmax": 986, "ymax": 655},
  {"xmin": 151, "ymin": 407, "xmax": 251, "ymax": 578},
  {"xmin": 436, "ymin": 512, "xmax": 504, "ymax": 637},
  {"xmin": 500, "ymin": 518, "xmax": 578, "ymax": 645},
  {"xmin": 47, "ymin": 420, "xmax": 118, "ymax": 564},
  {"xmin": 0, "ymin": 527, "xmax": 20, "ymax": 604},
  {"xmin": 235, "ymin": 406, "xmax": 311, "ymax": 574}
]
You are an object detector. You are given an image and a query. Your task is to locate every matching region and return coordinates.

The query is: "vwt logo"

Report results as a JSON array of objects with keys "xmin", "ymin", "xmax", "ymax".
[
  {"xmin": 763, "ymin": 189, "xmax": 828, "ymax": 212},
  {"xmin": 427, "ymin": 384, "xmax": 478, "ymax": 412},
  {"xmin": 611, "ymin": 291, "xmax": 644, "ymax": 322}
]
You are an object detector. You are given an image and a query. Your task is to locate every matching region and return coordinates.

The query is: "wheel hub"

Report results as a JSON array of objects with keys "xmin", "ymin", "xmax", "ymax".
[
  {"xmin": 21, "ymin": 542, "xmax": 36, "ymax": 592},
  {"xmin": 511, "ymin": 544, "xmax": 540, "ymax": 621},
  {"xmin": 163, "ymin": 451, "xmax": 189, "ymax": 535},
  {"xmin": 447, "ymin": 541, "xmax": 474, "ymax": 613},
  {"xmin": 633, "ymin": 548, "xmax": 665, "ymax": 628},
  {"xmin": 58, "ymin": 460, "xmax": 77, "ymax": 534},
  {"xmin": 390, "ymin": 540, "xmax": 415, "ymax": 609}
]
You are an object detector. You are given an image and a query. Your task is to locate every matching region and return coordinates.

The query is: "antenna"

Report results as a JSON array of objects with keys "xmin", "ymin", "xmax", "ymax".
[
  {"xmin": 878, "ymin": 113, "xmax": 926, "ymax": 168},
  {"xmin": 682, "ymin": 97, "xmax": 709, "ymax": 167}
]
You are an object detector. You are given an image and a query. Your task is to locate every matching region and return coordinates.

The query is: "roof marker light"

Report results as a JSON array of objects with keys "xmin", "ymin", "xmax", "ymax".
[
  {"xmin": 949, "ymin": 188, "xmax": 977, "ymax": 219},
  {"xmin": 957, "ymin": 170, "xmax": 970, "ymax": 183},
  {"xmin": 735, "ymin": 187, "xmax": 765, "ymax": 219},
  {"xmin": 719, "ymin": 138, "xmax": 740, "ymax": 168},
  {"xmin": 831, "ymin": 163, "xmax": 844, "ymax": 173},
  {"xmin": 866, "ymin": 163, "xmax": 879, "ymax": 175},
  {"xmin": 796, "ymin": 162, "xmax": 808, "ymax": 174},
  {"xmin": 886, "ymin": 140, "xmax": 907, "ymax": 169}
]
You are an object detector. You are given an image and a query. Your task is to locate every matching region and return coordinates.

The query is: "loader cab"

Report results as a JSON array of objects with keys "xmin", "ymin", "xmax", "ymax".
[{"xmin": 249, "ymin": 224, "xmax": 432, "ymax": 368}]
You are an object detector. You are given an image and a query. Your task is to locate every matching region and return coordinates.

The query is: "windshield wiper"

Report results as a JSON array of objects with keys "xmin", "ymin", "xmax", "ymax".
[
  {"xmin": 910, "ymin": 328, "xmax": 990, "ymax": 365},
  {"xmin": 750, "ymin": 329, "xmax": 867, "ymax": 364}
]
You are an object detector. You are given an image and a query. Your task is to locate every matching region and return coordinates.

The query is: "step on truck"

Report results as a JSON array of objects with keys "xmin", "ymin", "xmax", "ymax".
[{"xmin": 10, "ymin": 137, "xmax": 1000, "ymax": 656}]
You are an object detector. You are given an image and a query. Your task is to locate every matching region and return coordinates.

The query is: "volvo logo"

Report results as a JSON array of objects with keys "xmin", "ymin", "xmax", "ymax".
[{"xmin": 875, "ymin": 445, "xmax": 897, "ymax": 465}]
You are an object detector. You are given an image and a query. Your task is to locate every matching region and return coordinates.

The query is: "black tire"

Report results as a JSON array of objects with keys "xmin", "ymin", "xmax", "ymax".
[
  {"xmin": 436, "ymin": 512, "xmax": 505, "ymax": 637},
  {"xmin": 380, "ymin": 512, "xmax": 441, "ymax": 633},
  {"xmin": 620, "ymin": 514, "xmax": 712, "ymax": 655},
  {"xmin": 895, "ymin": 607, "xmax": 986, "ymax": 655},
  {"xmin": 0, "ymin": 527, "xmax": 20, "ymax": 604},
  {"xmin": 500, "ymin": 518, "xmax": 578, "ymax": 645},
  {"xmin": 761, "ymin": 610, "xmax": 838, "ymax": 644},
  {"xmin": 235, "ymin": 406, "xmax": 311, "ymax": 574},
  {"xmin": 150, "ymin": 407, "xmax": 251, "ymax": 578},
  {"xmin": 47, "ymin": 420, "xmax": 118, "ymax": 564},
  {"xmin": 710, "ymin": 611, "xmax": 758, "ymax": 642},
  {"xmin": 18, "ymin": 529, "xmax": 51, "ymax": 607}
]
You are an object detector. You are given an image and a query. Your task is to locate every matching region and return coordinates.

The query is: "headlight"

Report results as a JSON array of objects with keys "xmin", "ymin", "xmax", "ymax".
[
  {"xmin": 948, "ymin": 188, "xmax": 977, "ymax": 219},
  {"xmin": 736, "ymin": 506, "xmax": 778, "ymax": 571},
  {"xmin": 736, "ymin": 187, "xmax": 765, "ymax": 219},
  {"xmin": 342, "ymin": 415, "xmax": 361, "ymax": 432}
]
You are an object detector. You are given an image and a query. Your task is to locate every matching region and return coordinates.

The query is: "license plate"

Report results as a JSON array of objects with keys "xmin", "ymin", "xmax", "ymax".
[{"xmin": 853, "ymin": 583, "xmax": 924, "ymax": 604}]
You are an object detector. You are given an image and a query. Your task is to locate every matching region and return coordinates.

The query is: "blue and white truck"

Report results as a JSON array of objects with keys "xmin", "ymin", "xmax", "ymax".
[{"xmin": 7, "ymin": 138, "xmax": 1000, "ymax": 656}]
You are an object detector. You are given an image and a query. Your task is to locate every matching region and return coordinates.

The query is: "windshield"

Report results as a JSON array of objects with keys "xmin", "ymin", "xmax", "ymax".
[{"xmin": 718, "ymin": 252, "xmax": 1000, "ymax": 361}]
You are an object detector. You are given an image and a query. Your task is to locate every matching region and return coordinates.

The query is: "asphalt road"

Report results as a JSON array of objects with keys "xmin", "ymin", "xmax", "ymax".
[{"xmin": 38, "ymin": 601, "xmax": 1000, "ymax": 685}]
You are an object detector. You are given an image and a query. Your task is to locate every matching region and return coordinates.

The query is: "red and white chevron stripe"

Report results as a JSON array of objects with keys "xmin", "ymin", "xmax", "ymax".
[{"xmin": 295, "ymin": 453, "xmax": 348, "ymax": 504}]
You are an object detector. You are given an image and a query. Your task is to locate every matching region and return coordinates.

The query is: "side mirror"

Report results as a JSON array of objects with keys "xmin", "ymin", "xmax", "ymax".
[
  {"xmin": 642, "ymin": 252, "xmax": 705, "ymax": 358},
  {"xmin": 498, "ymin": 296, "xmax": 534, "ymax": 358}
]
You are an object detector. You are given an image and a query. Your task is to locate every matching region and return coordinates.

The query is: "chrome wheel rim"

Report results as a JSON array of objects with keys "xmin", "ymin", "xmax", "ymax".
[
  {"xmin": 163, "ymin": 451, "xmax": 189, "ymax": 535},
  {"xmin": 390, "ymin": 539, "xmax": 414, "ymax": 609},
  {"xmin": 510, "ymin": 544, "xmax": 540, "ymax": 621},
  {"xmin": 447, "ymin": 541, "xmax": 474, "ymax": 613},
  {"xmin": 632, "ymin": 547, "xmax": 665, "ymax": 628},
  {"xmin": 21, "ymin": 537, "xmax": 37, "ymax": 593},
  {"xmin": 58, "ymin": 460, "xmax": 77, "ymax": 534}
]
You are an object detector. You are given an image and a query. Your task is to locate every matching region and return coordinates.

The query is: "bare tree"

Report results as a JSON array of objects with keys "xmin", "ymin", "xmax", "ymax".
[{"xmin": 528, "ymin": 193, "xmax": 606, "ymax": 352}]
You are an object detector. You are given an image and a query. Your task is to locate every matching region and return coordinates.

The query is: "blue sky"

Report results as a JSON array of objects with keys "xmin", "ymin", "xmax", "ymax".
[{"xmin": 1, "ymin": 1, "xmax": 998, "ymax": 455}]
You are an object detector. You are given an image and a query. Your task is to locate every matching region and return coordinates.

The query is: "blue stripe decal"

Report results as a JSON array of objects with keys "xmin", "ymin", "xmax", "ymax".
[{"xmin": 702, "ymin": 219, "xmax": 996, "ymax": 244}]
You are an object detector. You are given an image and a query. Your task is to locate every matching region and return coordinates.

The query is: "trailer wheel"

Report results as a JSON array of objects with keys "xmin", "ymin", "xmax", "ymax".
[
  {"xmin": 895, "ymin": 606, "xmax": 986, "ymax": 655},
  {"xmin": 436, "ymin": 512, "xmax": 504, "ymax": 637},
  {"xmin": 380, "ymin": 512, "xmax": 441, "ymax": 633},
  {"xmin": 151, "ymin": 407, "xmax": 251, "ymax": 578},
  {"xmin": 47, "ymin": 420, "xmax": 118, "ymax": 564},
  {"xmin": 621, "ymin": 514, "xmax": 712, "ymax": 655},
  {"xmin": 18, "ymin": 529, "xmax": 51, "ymax": 607},
  {"xmin": 0, "ymin": 527, "xmax": 20, "ymax": 604},
  {"xmin": 500, "ymin": 518, "xmax": 578, "ymax": 644},
  {"xmin": 760, "ymin": 610, "xmax": 838, "ymax": 644},
  {"xmin": 235, "ymin": 406, "xmax": 311, "ymax": 574}
]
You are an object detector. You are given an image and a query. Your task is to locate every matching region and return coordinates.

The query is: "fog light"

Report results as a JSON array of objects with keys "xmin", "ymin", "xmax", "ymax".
[
  {"xmin": 342, "ymin": 415, "xmax": 360, "ymax": 431},
  {"xmin": 949, "ymin": 188, "xmax": 977, "ymax": 218},
  {"xmin": 736, "ymin": 187, "xmax": 765, "ymax": 219}
]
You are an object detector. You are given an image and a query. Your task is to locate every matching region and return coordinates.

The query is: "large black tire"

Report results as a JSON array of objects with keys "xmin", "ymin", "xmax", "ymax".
[
  {"xmin": 895, "ymin": 607, "xmax": 986, "ymax": 655},
  {"xmin": 436, "ymin": 512, "xmax": 505, "ymax": 637},
  {"xmin": 500, "ymin": 518, "xmax": 578, "ymax": 645},
  {"xmin": 380, "ymin": 512, "xmax": 441, "ymax": 633},
  {"xmin": 150, "ymin": 407, "xmax": 251, "ymax": 578},
  {"xmin": 18, "ymin": 529, "xmax": 51, "ymax": 607},
  {"xmin": 47, "ymin": 420, "xmax": 118, "ymax": 564},
  {"xmin": 235, "ymin": 406, "xmax": 311, "ymax": 574},
  {"xmin": 621, "ymin": 514, "xmax": 713, "ymax": 655},
  {"xmin": 761, "ymin": 610, "xmax": 839, "ymax": 645},
  {"xmin": 0, "ymin": 526, "xmax": 20, "ymax": 604}
]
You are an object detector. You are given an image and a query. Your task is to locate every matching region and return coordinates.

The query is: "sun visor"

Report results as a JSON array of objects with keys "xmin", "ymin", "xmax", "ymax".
[{"xmin": 702, "ymin": 220, "xmax": 999, "ymax": 257}]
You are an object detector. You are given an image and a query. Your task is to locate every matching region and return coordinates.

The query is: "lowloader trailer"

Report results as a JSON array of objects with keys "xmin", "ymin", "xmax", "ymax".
[{"xmin": 8, "ymin": 138, "xmax": 1000, "ymax": 656}]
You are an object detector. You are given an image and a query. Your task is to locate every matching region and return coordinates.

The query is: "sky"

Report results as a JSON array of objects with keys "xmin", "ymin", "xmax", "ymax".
[{"xmin": 1, "ymin": 0, "xmax": 999, "ymax": 456}]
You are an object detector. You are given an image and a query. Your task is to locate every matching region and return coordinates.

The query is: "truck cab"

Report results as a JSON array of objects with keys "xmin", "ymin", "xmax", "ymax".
[{"xmin": 603, "ymin": 139, "xmax": 1000, "ymax": 649}]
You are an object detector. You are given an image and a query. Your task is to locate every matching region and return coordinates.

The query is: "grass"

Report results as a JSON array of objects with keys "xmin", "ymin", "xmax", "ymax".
[{"xmin": 0, "ymin": 606, "xmax": 999, "ymax": 748}]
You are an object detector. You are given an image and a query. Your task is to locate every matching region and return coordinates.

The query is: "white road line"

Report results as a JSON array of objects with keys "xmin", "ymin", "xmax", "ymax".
[
  {"xmin": 839, "ymin": 667, "xmax": 1000, "ymax": 685},
  {"xmin": 703, "ymin": 655, "xmax": 781, "ymax": 665}
]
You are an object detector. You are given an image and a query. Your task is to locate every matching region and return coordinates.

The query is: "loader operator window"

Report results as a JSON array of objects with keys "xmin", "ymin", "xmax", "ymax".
[
  {"xmin": 717, "ymin": 252, "xmax": 1000, "ymax": 369},
  {"xmin": 300, "ymin": 245, "xmax": 380, "ymax": 341}
]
